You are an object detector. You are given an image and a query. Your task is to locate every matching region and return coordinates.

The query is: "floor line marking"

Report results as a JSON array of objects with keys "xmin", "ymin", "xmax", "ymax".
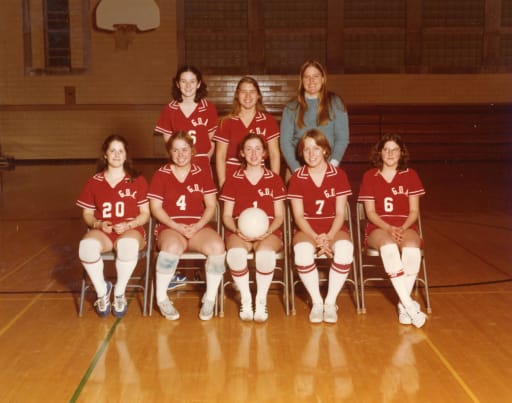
[
  {"xmin": 423, "ymin": 332, "xmax": 481, "ymax": 403},
  {"xmin": 0, "ymin": 244, "xmax": 52, "ymax": 283}
]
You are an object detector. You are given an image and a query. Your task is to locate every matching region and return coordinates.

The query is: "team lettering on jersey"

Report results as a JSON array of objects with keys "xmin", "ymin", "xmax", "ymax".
[
  {"xmin": 323, "ymin": 187, "xmax": 336, "ymax": 198},
  {"xmin": 391, "ymin": 185, "xmax": 408, "ymax": 196},
  {"xmin": 257, "ymin": 187, "xmax": 274, "ymax": 197},
  {"xmin": 191, "ymin": 117, "xmax": 209, "ymax": 127},
  {"xmin": 118, "ymin": 188, "xmax": 138, "ymax": 199},
  {"xmin": 252, "ymin": 127, "xmax": 267, "ymax": 136},
  {"xmin": 186, "ymin": 184, "xmax": 202, "ymax": 193}
]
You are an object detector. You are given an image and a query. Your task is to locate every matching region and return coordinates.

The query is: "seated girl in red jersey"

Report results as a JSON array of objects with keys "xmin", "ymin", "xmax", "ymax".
[
  {"xmin": 220, "ymin": 133, "xmax": 287, "ymax": 322},
  {"xmin": 77, "ymin": 134, "xmax": 150, "ymax": 318},
  {"xmin": 213, "ymin": 76, "xmax": 281, "ymax": 188},
  {"xmin": 154, "ymin": 65, "xmax": 218, "ymax": 176},
  {"xmin": 148, "ymin": 131, "xmax": 225, "ymax": 321},
  {"xmin": 288, "ymin": 129, "xmax": 354, "ymax": 324},
  {"xmin": 358, "ymin": 133, "xmax": 427, "ymax": 328}
]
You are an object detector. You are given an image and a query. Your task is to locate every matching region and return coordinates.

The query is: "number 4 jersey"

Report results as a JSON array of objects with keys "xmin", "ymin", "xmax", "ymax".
[{"xmin": 76, "ymin": 173, "xmax": 149, "ymax": 223}]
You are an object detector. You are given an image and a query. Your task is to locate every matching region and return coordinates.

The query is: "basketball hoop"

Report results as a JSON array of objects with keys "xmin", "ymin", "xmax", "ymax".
[{"xmin": 113, "ymin": 24, "xmax": 138, "ymax": 50}]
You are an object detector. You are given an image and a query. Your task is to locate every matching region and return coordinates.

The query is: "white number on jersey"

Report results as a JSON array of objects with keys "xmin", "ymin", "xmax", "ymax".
[
  {"xmin": 176, "ymin": 194, "xmax": 187, "ymax": 211},
  {"xmin": 102, "ymin": 201, "xmax": 125, "ymax": 218},
  {"xmin": 384, "ymin": 197, "xmax": 394, "ymax": 212},
  {"xmin": 315, "ymin": 200, "xmax": 324, "ymax": 215},
  {"xmin": 188, "ymin": 130, "xmax": 197, "ymax": 144}
]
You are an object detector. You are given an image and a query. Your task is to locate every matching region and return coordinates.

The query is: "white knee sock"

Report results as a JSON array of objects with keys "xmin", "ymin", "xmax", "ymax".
[
  {"xmin": 255, "ymin": 271, "xmax": 274, "ymax": 303},
  {"xmin": 233, "ymin": 271, "xmax": 252, "ymax": 304},
  {"xmin": 115, "ymin": 258, "xmax": 138, "ymax": 296},
  {"xmin": 298, "ymin": 268, "xmax": 323, "ymax": 305},
  {"xmin": 83, "ymin": 260, "xmax": 107, "ymax": 297},
  {"xmin": 205, "ymin": 272, "xmax": 223, "ymax": 302},
  {"xmin": 324, "ymin": 269, "xmax": 349, "ymax": 306},
  {"xmin": 156, "ymin": 272, "xmax": 174, "ymax": 303}
]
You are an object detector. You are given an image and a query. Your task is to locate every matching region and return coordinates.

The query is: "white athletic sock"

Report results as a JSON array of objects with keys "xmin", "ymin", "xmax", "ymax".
[
  {"xmin": 324, "ymin": 270, "xmax": 349, "ymax": 306},
  {"xmin": 115, "ymin": 258, "xmax": 138, "ymax": 296},
  {"xmin": 390, "ymin": 275, "xmax": 414, "ymax": 308},
  {"xmin": 233, "ymin": 271, "xmax": 252, "ymax": 304},
  {"xmin": 255, "ymin": 271, "xmax": 274, "ymax": 302},
  {"xmin": 156, "ymin": 272, "xmax": 174, "ymax": 302},
  {"xmin": 205, "ymin": 272, "xmax": 223, "ymax": 302},
  {"xmin": 83, "ymin": 259, "xmax": 107, "ymax": 297},
  {"xmin": 298, "ymin": 267, "xmax": 323, "ymax": 305}
]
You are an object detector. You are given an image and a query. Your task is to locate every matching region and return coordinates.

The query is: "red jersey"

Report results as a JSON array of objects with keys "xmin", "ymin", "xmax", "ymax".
[
  {"xmin": 358, "ymin": 167, "xmax": 425, "ymax": 228},
  {"xmin": 76, "ymin": 174, "xmax": 149, "ymax": 224},
  {"xmin": 154, "ymin": 99, "xmax": 218, "ymax": 172},
  {"xmin": 213, "ymin": 111, "xmax": 279, "ymax": 174},
  {"xmin": 220, "ymin": 167, "xmax": 286, "ymax": 222},
  {"xmin": 147, "ymin": 163, "xmax": 217, "ymax": 225},
  {"xmin": 287, "ymin": 164, "xmax": 352, "ymax": 233}
]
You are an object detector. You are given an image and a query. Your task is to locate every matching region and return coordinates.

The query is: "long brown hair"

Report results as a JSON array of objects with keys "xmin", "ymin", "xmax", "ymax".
[
  {"xmin": 296, "ymin": 129, "xmax": 332, "ymax": 166},
  {"xmin": 228, "ymin": 76, "xmax": 267, "ymax": 117},
  {"xmin": 96, "ymin": 134, "xmax": 140, "ymax": 178},
  {"xmin": 171, "ymin": 65, "xmax": 208, "ymax": 103},
  {"xmin": 296, "ymin": 60, "xmax": 342, "ymax": 128},
  {"xmin": 237, "ymin": 132, "xmax": 268, "ymax": 168}
]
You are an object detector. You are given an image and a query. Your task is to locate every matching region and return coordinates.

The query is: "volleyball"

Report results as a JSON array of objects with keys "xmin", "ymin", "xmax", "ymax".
[{"xmin": 237, "ymin": 207, "xmax": 269, "ymax": 238}]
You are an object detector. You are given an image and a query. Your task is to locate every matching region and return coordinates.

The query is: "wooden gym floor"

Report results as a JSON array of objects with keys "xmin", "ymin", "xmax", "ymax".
[{"xmin": 0, "ymin": 159, "xmax": 511, "ymax": 402}]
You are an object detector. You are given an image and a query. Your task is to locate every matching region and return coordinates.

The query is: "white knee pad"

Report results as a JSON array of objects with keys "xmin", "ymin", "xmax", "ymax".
[
  {"xmin": 116, "ymin": 237, "xmax": 140, "ymax": 261},
  {"xmin": 333, "ymin": 240, "xmax": 354, "ymax": 265},
  {"xmin": 226, "ymin": 248, "xmax": 248, "ymax": 271},
  {"xmin": 79, "ymin": 238, "xmax": 102, "ymax": 263},
  {"xmin": 206, "ymin": 253, "xmax": 226, "ymax": 274},
  {"xmin": 255, "ymin": 250, "xmax": 276, "ymax": 274},
  {"xmin": 156, "ymin": 251, "xmax": 179, "ymax": 274},
  {"xmin": 401, "ymin": 247, "xmax": 421, "ymax": 275},
  {"xmin": 379, "ymin": 244, "xmax": 403, "ymax": 276},
  {"xmin": 294, "ymin": 242, "xmax": 315, "ymax": 267}
]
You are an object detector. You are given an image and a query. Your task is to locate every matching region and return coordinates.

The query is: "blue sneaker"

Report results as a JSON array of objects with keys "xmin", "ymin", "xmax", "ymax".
[
  {"xmin": 113, "ymin": 294, "xmax": 128, "ymax": 318},
  {"xmin": 168, "ymin": 274, "xmax": 187, "ymax": 291},
  {"xmin": 94, "ymin": 281, "xmax": 112, "ymax": 317}
]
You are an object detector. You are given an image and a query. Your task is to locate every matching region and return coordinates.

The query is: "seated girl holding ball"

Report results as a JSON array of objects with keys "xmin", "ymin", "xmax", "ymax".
[
  {"xmin": 220, "ymin": 133, "xmax": 287, "ymax": 322},
  {"xmin": 287, "ymin": 129, "xmax": 354, "ymax": 324}
]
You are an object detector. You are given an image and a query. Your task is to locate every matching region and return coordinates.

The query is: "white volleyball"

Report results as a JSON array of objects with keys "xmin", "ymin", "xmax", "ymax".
[{"xmin": 237, "ymin": 207, "xmax": 269, "ymax": 238}]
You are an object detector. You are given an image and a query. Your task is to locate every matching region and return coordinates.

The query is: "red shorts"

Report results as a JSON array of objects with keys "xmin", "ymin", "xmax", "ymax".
[{"xmin": 102, "ymin": 226, "xmax": 146, "ymax": 246}]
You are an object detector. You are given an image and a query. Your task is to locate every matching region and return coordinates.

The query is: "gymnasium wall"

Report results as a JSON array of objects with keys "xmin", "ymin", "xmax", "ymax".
[{"xmin": 0, "ymin": 1, "xmax": 511, "ymax": 160}]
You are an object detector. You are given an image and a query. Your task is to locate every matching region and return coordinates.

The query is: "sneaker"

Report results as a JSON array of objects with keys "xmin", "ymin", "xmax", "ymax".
[
  {"xmin": 112, "ymin": 294, "xmax": 128, "ymax": 318},
  {"xmin": 94, "ymin": 281, "xmax": 112, "ymax": 317},
  {"xmin": 398, "ymin": 301, "xmax": 419, "ymax": 325},
  {"xmin": 157, "ymin": 298, "xmax": 180, "ymax": 320},
  {"xmin": 254, "ymin": 299, "xmax": 268, "ymax": 322},
  {"xmin": 323, "ymin": 304, "xmax": 338, "ymax": 323},
  {"xmin": 168, "ymin": 274, "xmax": 187, "ymax": 291},
  {"xmin": 309, "ymin": 304, "xmax": 323, "ymax": 324},
  {"xmin": 405, "ymin": 302, "xmax": 427, "ymax": 328},
  {"xmin": 199, "ymin": 297, "xmax": 215, "ymax": 321},
  {"xmin": 239, "ymin": 300, "xmax": 254, "ymax": 321}
]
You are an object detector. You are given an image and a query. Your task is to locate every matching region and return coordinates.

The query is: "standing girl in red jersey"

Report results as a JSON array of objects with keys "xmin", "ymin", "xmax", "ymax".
[
  {"xmin": 358, "ymin": 133, "xmax": 427, "ymax": 328},
  {"xmin": 220, "ymin": 133, "xmax": 287, "ymax": 322},
  {"xmin": 288, "ymin": 129, "xmax": 354, "ymax": 324},
  {"xmin": 154, "ymin": 65, "xmax": 218, "ymax": 176},
  {"xmin": 214, "ymin": 76, "xmax": 281, "ymax": 188},
  {"xmin": 77, "ymin": 135, "xmax": 150, "ymax": 318},
  {"xmin": 148, "ymin": 131, "xmax": 226, "ymax": 321}
]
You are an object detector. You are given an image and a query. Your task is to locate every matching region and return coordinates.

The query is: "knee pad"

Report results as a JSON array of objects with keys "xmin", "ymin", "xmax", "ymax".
[
  {"xmin": 294, "ymin": 242, "xmax": 315, "ymax": 267},
  {"xmin": 255, "ymin": 250, "xmax": 276, "ymax": 274},
  {"xmin": 206, "ymin": 253, "xmax": 226, "ymax": 274},
  {"xmin": 79, "ymin": 238, "xmax": 102, "ymax": 263},
  {"xmin": 333, "ymin": 240, "xmax": 354, "ymax": 265},
  {"xmin": 156, "ymin": 251, "xmax": 179, "ymax": 274},
  {"xmin": 226, "ymin": 248, "xmax": 248, "ymax": 271},
  {"xmin": 116, "ymin": 237, "xmax": 140, "ymax": 261},
  {"xmin": 401, "ymin": 247, "xmax": 421, "ymax": 275},
  {"xmin": 379, "ymin": 244, "xmax": 402, "ymax": 276}
]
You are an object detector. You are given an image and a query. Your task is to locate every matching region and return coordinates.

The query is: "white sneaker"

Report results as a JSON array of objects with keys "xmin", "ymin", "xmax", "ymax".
[
  {"xmin": 398, "ymin": 301, "xmax": 419, "ymax": 325},
  {"xmin": 309, "ymin": 304, "xmax": 323, "ymax": 323},
  {"xmin": 405, "ymin": 302, "xmax": 427, "ymax": 328},
  {"xmin": 199, "ymin": 297, "xmax": 215, "ymax": 321},
  {"xmin": 239, "ymin": 300, "xmax": 253, "ymax": 321},
  {"xmin": 254, "ymin": 299, "xmax": 268, "ymax": 322},
  {"xmin": 323, "ymin": 304, "xmax": 338, "ymax": 323},
  {"xmin": 112, "ymin": 294, "xmax": 128, "ymax": 318},
  {"xmin": 94, "ymin": 281, "xmax": 112, "ymax": 318},
  {"xmin": 157, "ymin": 298, "xmax": 180, "ymax": 320}
]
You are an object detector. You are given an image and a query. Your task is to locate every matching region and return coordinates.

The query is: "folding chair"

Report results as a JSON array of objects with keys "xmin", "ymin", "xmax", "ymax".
[
  {"xmin": 78, "ymin": 217, "xmax": 153, "ymax": 317},
  {"xmin": 356, "ymin": 202, "xmax": 432, "ymax": 314},
  {"xmin": 289, "ymin": 203, "xmax": 361, "ymax": 315},
  {"xmin": 149, "ymin": 202, "xmax": 222, "ymax": 316},
  {"xmin": 218, "ymin": 203, "xmax": 291, "ymax": 317}
]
